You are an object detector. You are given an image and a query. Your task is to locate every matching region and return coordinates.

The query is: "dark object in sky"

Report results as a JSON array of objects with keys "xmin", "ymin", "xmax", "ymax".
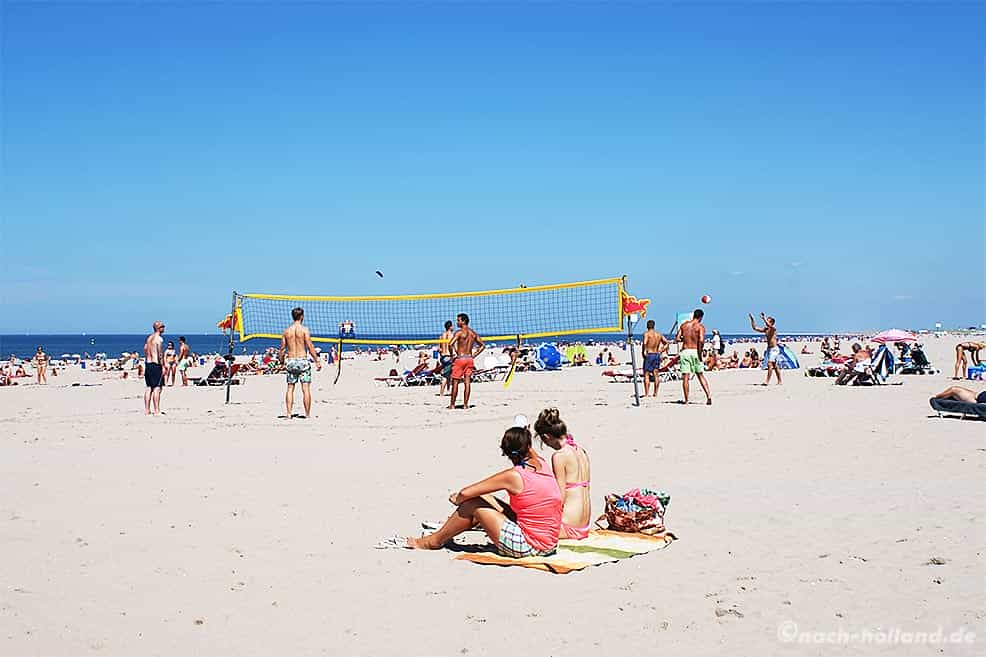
[{"xmin": 375, "ymin": 270, "xmax": 384, "ymax": 278}]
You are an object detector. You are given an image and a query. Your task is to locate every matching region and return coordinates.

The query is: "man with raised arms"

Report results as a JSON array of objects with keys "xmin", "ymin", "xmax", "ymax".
[
  {"xmin": 641, "ymin": 319, "xmax": 669, "ymax": 397},
  {"xmin": 675, "ymin": 309, "xmax": 712, "ymax": 405},
  {"xmin": 447, "ymin": 313, "xmax": 484, "ymax": 410},
  {"xmin": 279, "ymin": 307, "xmax": 322, "ymax": 419},
  {"xmin": 143, "ymin": 321, "xmax": 166, "ymax": 415},
  {"xmin": 750, "ymin": 312, "xmax": 782, "ymax": 385}
]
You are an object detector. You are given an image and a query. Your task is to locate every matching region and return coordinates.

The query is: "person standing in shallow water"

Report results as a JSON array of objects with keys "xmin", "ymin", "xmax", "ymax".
[{"xmin": 279, "ymin": 307, "xmax": 322, "ymax": 419}]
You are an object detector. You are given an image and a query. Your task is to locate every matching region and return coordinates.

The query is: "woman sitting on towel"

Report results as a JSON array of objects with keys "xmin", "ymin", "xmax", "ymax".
[
  {"xmin": 407, "ymin": 427, "xmax": 562, "ymax": 557},
  {"xmin": 534, "ymin": 408, "xmax": 592, "ymax": 540}
]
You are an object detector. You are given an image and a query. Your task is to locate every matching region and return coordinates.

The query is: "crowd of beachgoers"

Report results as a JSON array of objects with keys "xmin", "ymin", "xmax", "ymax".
[{"xmin": 4, "ymin": 330, "xmax": 975, "ymax": 388}]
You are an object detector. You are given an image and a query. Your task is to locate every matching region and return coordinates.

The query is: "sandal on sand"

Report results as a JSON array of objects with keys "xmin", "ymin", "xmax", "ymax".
[
  {"xmin": 421, "ymin": 521, "xmax": 481, "ymax": 532},
  {"xmin": 374, "ymin": 535, "xmax": 411, "ymax": 549}
]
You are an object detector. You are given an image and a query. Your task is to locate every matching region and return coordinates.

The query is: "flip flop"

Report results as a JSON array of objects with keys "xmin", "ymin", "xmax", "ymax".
[
  {"xmin": 374, "ymin": 535, "xmax": 411, "ymax": 549},
  {"xmin": 421, "ymin": 521, "xmax": 481, "ymax": 532}
]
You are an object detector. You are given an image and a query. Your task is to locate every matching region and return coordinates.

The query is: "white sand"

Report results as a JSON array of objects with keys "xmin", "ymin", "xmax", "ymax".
[{"xmin": 1, "ymin": 336, "xmax": 983, "ymax": 656}]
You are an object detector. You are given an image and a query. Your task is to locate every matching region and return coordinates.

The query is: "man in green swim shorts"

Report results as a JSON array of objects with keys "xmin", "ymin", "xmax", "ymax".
[
  {"xmin": 279, "ymin": 307, "xmax": 322, "ymax": 419},
  {"xmin": 674, "ymin": 309, "xmax": 712, "ymax": 405}
]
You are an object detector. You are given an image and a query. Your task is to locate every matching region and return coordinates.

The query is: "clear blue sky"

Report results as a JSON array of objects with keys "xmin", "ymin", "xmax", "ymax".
[{"xmin": 2, "ymin": 2, "xmax": 983, "ymax": 334}]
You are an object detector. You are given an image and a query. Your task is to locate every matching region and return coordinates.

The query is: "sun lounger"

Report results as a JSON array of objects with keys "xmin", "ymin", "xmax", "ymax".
[
  {"xmin": 602, "ymin": 356, "xmax": 679, "ymax": 383},
  {"xmin": 471, "ymin": 365, "xmax": 509, "ymax": 383},
  {"xmin": 602, "ymin": 367, "xmax": 636, "ymax": 382},
  {"xmin": 896, "ymin": 347, "xmax": 938, "ymax": 375},
  {"xmin": 373, "ymin": 365, "xmax": 439, "ymax": 387},
  {"xmin": 929, "ymin": 398, "xmax": 986, "ymax": 420}
]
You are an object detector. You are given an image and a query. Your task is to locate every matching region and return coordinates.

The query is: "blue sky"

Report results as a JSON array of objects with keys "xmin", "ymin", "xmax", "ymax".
[{"xmin": 2, "ymin": 2, "xmax": 983, "ymax": 334}]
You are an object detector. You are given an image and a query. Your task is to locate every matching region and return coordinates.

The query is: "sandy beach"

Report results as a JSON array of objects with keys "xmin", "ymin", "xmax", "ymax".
[{"xmin": 0, "ymin": 335, "xmax": 982, "ymax": 656}]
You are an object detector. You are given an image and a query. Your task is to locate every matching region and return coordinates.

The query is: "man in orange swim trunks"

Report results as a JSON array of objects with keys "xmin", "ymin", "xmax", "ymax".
[{"xmin": 448, "ymin": 313, "xmax": 485, "ymax": 410}]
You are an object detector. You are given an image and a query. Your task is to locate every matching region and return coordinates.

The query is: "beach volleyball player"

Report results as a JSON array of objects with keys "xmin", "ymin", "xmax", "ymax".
[
  {"xmin": 279, "ymin": 307, "xmax": 322, "ymax": 419},
  {"xmin": 641, "ymin": 319, "xmax": 669, "ymax": 397},
  {"xmin": 447, "ymin": 313, "xmax": 484, "ymax": 410},
  {"xmin": 675, "ymin": 309, "xmax": 712, "ymax": 405}
]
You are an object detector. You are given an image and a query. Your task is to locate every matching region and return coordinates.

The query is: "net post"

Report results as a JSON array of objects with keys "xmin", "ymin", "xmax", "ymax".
[
  {"xmin": 333, "ymin": 336, "xmax": 343, "ymax": 385},
  {"xmin": 225, "ymin": 291, "xmax": 237, "ymax": 405},
  {"xmin": 627, "ymin": 314, "xmax": 641, "ymax": 407},
  {"xmin": 502, "ymin": 334, "xmax": 522, "ymax": 389}
]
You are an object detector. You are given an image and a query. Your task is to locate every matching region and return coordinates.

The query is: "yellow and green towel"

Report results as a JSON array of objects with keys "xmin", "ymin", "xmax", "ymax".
[{"xmin": 455, "ymin": 529, "xmax": 676, "ymax": 574}]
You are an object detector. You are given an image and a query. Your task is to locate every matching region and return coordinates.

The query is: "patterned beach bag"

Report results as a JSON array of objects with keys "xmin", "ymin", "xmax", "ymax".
[{"xmin": 596, "ymin": 490, "xmax": 669, "ymax": 535}]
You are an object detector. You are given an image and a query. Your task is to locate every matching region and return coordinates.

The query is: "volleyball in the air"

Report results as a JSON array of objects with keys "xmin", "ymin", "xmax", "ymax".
[{"xmin": 701, "ymin": 294, "xmax": 711, "ymax": 304}]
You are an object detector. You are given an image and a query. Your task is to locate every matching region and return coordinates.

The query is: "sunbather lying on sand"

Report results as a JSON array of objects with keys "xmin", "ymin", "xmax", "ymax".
[
  {"xmin": 933, "ymin": 386, "xmax": 986, "ymax": 404},
  {"xmin": 407, "ymin": 427, "xmax": 562, "ymax": 557},
  {"xmin": 534, "ymin": 408, "xmax": 591, "ymax": 540}
]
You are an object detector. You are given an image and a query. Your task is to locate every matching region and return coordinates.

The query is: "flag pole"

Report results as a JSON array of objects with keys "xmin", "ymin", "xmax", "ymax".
[
  {"xmin": 225, "ymin": 291, "xmax": 237, "ymax": 404},
  {"xmin": 628, "ymin": 313, "xmax": 641, "ymax": 407}
]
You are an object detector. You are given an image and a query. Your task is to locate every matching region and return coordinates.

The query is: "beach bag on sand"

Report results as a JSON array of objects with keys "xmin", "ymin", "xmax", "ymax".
[{"xmin": 595, "ymin": 488, "xmax": 670, "ymax": 535}]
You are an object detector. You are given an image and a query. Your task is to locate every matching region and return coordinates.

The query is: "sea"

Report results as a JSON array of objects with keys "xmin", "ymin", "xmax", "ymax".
[{"xmin": 0, "ymin": 332, "xmax": 831, "ymax": 361}]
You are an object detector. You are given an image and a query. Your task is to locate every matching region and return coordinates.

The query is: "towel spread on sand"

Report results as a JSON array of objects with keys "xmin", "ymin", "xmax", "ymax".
[{"xmin": 455, "ymin": 529, "xmax": 676, "ymax": 574}]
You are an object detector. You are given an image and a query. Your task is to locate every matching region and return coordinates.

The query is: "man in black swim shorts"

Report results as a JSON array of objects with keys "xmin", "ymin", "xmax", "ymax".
[{"xmin": 143, "ymin": 320, "xmax": 166, "ymax": 415}]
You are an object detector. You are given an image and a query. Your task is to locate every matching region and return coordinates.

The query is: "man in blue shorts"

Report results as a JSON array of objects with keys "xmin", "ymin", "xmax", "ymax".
[{"xmin": 641, "ymin": 319, "xmax": 669, "ymax": 397}]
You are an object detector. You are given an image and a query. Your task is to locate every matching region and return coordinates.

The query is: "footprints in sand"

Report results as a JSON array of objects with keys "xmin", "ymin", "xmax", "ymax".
[{"xmin": 706, "ymin": 575, "xmax": 759, "ymax": 621}]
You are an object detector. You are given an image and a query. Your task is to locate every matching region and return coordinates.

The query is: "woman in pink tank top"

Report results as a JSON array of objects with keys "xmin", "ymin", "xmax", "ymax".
[
  {"xmin": 407, "ymin": 427, "xmax": 562, "ymax": 557},
  {"xmin": 534, "ymin": 408, "xmax": 592, "ymax": 540}
]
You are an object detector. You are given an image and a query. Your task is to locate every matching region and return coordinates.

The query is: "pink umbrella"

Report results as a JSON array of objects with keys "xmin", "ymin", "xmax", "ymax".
[{"xmin": 871, "ymin": 329, "xmax": 917, "ymax": 344}]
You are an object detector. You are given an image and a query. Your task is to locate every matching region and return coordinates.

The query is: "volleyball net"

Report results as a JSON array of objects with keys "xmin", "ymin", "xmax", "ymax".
[{"xmin": 235, "ymin": 277, "xmax": 627, "ymax": 345}]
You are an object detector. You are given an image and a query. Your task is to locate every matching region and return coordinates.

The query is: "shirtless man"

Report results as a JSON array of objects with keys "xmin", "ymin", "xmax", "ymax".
[
  {"xmin": 279, "ymin": 307, "xmax": 322, "ymax": 419},
  {"xmin": 447, "ymin": 313, "xmax": 484, "ymax": 410},
  {"xmin": 674, "ymin": 309, "xmax": 712, "ymax": 405},
  {"xmin": 33, "ymin": 346, "xmax": 48, "ymax": 384},
  {"xmin": 143, "ymin": 321, "xmax": 166, "ymax": 415},
  {"xmin": 641, "ymin": 320, "xmax": 669, "ymax": 397},
  {"xmin": 933, "ymin": 385, "xmax": 986, "ymax": 404},
  {"xmin": 176, "ymin": 336, "xmax": 192, "ymax": 386},
  {"xmin": 437, "ymin": 320, "xmax": 454, "ymax": 397},
  {"xmin": 835, "ymin": 342, "xmax": 872, "ymax": 385},
  {"xmin": 953, "ymin": 341, "xmax": 985, "ymax": 380},
  {"xmin": 750, "ymin": 312, "xmax": 781, "ymax": 385}
]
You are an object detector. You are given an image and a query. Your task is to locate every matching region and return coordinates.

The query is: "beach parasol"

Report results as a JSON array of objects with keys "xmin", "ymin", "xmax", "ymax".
[{"xmin": 871, "ymin": 329, "xmax": 917, "ymax": 344}]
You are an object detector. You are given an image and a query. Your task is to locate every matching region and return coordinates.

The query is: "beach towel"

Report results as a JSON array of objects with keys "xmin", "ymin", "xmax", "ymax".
[
  {"xmin": 455, "ymin": 529, "xmax": 676, "ymax": 574},
  {"xmin": 929, "ymin": 398, "xmax": 986, "ymax": 420}
]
